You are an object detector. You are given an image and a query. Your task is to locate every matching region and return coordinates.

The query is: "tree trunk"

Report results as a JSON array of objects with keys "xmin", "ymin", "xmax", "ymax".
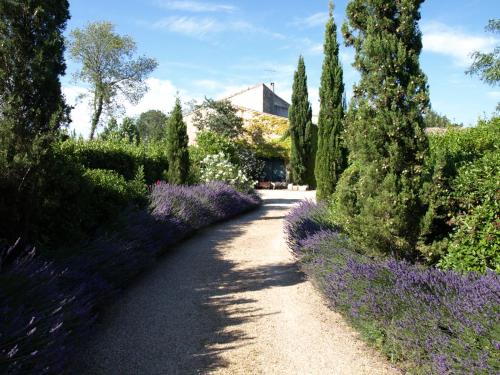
[{"xmin": 90, "ymin": 93, "xmax": 104, "ymax": 140}]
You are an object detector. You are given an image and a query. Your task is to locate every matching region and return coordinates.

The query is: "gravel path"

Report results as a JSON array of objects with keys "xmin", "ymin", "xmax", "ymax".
[{"xmin": 73, "ymin": 190, "xmax": 398, "ymax": 375}]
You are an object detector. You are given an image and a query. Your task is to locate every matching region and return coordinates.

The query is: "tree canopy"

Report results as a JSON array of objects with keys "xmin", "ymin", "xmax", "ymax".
[
  {"xmin": 192, "ymin": 98, "xmax": 244, "ymax": 138},
  {"xmin": 68, "ymin": 21, "xmax": 157, "ymax": 139},
  {"xmin": 136, "ymin": 110, "xmax": 168, "ymax": 143}
]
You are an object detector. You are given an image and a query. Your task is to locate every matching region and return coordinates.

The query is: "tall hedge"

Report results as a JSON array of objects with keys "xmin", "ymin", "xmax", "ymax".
[
  {"xmin": 335, "ymin": 0, "xmax": 429, "ymax": 259},
  {"xmin": 315, "ymin": 2, "xmax": 346, "ymax": 200}
]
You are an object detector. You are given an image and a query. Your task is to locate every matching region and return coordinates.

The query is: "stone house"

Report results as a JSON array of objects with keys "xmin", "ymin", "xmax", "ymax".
[{"xmin": 185, "ymin": 83, "xmax": 291, "ymax": 182}]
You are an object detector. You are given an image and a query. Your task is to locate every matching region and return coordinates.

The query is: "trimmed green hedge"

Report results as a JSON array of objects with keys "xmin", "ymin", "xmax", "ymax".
[
  {"xmin": 35, "ymin": 139, "xmax": 166, "ymax": 245},
  {"xmin": 419, "ymin": 117, "xmax": 500, "ymax": 272},
  {"xmin": 59, "ymin": 139, "xmax": 168, "ymax": 183}
]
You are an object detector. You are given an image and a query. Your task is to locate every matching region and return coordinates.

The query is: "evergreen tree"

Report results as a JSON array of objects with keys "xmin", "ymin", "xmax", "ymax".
[
  {"xmin": 335, "ymin": 0, "xmax": 430, "ymax": 259},
  {"xmin": 289, "ymin": 56, "xmax": 316, "ymax": 186},
  {"xmin": 0, "ymin": 0, "xmax": 70, "ymax": 240},
  {"xmin": 315, "ymin": 1, "xmax": 346, "ymax": 200},
  {"xmin": 166, "ymin": 99, "xmax": 190, "ymax": 185}
]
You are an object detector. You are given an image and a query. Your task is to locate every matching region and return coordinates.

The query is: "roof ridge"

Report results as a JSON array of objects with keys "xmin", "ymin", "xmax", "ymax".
[{"xmin": 223, "ymin": 83, "xmax": 263, "ymax": 100}]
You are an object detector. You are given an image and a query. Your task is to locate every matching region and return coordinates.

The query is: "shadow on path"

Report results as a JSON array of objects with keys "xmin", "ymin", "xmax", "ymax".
[{"xmin": 72, "ymin": 194, "xmax": 305, "ymax": 374}]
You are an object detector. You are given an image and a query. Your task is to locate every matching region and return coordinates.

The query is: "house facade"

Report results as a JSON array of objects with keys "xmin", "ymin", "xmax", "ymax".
[
  {"xmin": 185, "ymin": 83, "xmax": 290, "ymax": 144},
  {"xmin": 185, "ymin": 83, "xmax": 291, "ymax": 182}
]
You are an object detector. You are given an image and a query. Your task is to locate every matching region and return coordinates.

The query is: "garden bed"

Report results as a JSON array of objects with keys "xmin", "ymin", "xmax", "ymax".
[
  {"xmin": 284, "ymin": 200, "xmax": 500, "ymax": 374},
  {"xmin": 0, "ymin": 182, "xmax": 261, "ymax": 374}
]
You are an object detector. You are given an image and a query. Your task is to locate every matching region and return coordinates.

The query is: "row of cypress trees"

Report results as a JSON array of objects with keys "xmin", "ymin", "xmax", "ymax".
[{"xmin": 289, "ymin": 0, "xmax": 430, "ymax": 260}]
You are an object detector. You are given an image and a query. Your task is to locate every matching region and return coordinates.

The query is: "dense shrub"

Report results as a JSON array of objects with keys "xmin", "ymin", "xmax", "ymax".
[
  {"xmin": 189, "ymin": 131, "xmax": 264, "ymax": 184},
  {"xmin": 438, "ymin": 151, "xmax": 500, "ymax": 272},
  {"xmin": 285, "ymin": 201, "xmax": 500, "ymax": 374},
  {"xmin": 419, "ymin": 117, "xmax": 500, "ymax": 270},
  {"xmin": 0, "ymin": 183, "xmax": 260, "ymax": 374},
  {"xmin": 200, "ymin": 153, "xmax": 256, "ymax": 193},
  {"xmin": 58, "ymin": 138, "xmax": 168, "ymax": 183},
  {"xmin": 38, "ymin": 148, "xmax": 148, "ymax": 245}
]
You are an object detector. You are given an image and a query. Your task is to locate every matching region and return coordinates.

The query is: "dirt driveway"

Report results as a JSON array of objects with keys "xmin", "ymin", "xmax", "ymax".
[{"xmin": 73, "ymin": 190, "xmax": 398, "ymax": 375}]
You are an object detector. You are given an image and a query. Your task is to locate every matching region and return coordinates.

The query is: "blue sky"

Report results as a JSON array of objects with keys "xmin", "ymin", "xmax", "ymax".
[{"xmin": 62, "ymin": 0, "xmax": 500, "ymax": 136}]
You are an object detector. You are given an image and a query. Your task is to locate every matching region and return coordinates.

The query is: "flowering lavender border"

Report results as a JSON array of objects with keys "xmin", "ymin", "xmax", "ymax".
[
  {"xmin": 0, "ymin": 182, "xmax": 261, "ymax": 374},
  {"xmin": 284, "ymin": 201, "xmax": 500, "ymax": 374}
]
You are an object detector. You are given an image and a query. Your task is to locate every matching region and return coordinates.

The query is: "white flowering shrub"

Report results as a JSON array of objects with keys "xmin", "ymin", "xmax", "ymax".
[{"xmin": 201, "ymin": 152, "xmax": 256, "ymax": 192}]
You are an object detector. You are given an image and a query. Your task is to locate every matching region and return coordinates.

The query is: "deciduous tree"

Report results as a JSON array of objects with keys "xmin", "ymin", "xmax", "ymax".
[
  {"xmin": 68, "ymin": 22, "xmax": 157, "ymax": 139},
  {"xmin": 193, "ymin": 98, "xmax": 244, "ymax": 138}
]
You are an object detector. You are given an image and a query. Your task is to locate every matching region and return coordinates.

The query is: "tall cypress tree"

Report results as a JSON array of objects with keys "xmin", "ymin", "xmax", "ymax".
[
  {"xmin": 0, "ymin": 0, "xmax": 70, "ymax": 240},
  {"xmin": 289, "ymin": 56, "xmax": 315, "ymax": 186},
  {"xmin": 166, "ymin": 98, "xmax": 190, "ymax": 185},
  {"xmin": 315, "ymin": 1, "xmax": 346, "ymax": 200},
  {"xmin": 335, "ymin": 0, "xmax": 430, "ymax": 259}
]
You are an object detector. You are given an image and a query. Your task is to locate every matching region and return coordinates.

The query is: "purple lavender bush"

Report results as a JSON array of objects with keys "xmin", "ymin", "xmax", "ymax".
[
  {"xmin": 1, "ymin": 182, "xmax": 260, "ymax": 374},
  {"xmin": 285, "ymin": 201, "xmax": 500, "ymax": 374}
]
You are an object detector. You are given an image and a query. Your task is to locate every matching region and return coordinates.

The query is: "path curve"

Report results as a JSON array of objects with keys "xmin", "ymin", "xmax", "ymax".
[{"xmin": 73, "ymin": 190, "xmax": 398, "ymax": 375}]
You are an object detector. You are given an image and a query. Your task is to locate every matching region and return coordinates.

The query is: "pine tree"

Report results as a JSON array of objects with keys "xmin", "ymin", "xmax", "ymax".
[
  {"xmin": 166, "ymin": 99, "xmax": 190, "ymax": 185},
  {"xmin": 289, "ymin": 56, "xmax": 316, "ymax": 186},
  {"xmin": 335, "ymin": 0, "xmax": 430, "ymax": 259},
  {"xmin": 0, "ymin": 0, "xmax": 70, "ymax": 240},
  {"xmin": 315, "ymin": 1, "xmax": 346, "ymax": 200}
]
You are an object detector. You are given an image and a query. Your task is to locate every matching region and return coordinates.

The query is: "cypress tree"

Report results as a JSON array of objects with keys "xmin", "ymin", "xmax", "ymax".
[
  {"xmin": 0, "ymin": 0, "xmax": 70, "ymax": 240},
  {"xmin": 289, "ymin": 56, "xmax": 316, "ymax": 186},
  {"xmin": 315, "ymin": 1, "xmax": 346, "ymax": 200},
  {"xmin": 166, "ymin": 98, "xmax": 190, "ymax": 185},
  {"xmin": 335, "ymin": 0, "xmax": 430, "ymax": 259}
]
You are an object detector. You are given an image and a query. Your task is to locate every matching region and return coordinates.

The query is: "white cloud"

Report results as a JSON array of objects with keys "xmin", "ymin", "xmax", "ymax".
[
  {"xmin": 152, "ymin": 16, "xmax": 222, "ymax": 38},
  {"xmin": 63, "ymin": 85, "xmax": 93, "ymax": 137},
  {"xmin": 309, "ymin": 43, "xmax": 323, "ymax": 55},
  {"xmin": 156, "ymin": 0, "xmax": 236, "ymax": 13},
  {"xmin": 422, "ymin": 21, "xmax": 498, "ymax": 66},
  {"xmin": 152, "ymin": 16, "xmax": 284, "ymax": 40},
  {"xmin": 488, "ymin": 91, "xmax": 500, "ymax": 99},
  {"xmin": 64, "ymin": 78, "xmax": 180, "ymax": 138},
  {"xmin": 292, "ymin": 12, "xmax": 329, "ymax": 28}
]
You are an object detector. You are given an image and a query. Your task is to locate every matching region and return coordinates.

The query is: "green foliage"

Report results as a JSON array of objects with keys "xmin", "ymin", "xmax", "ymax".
[
  {"xmin": 190, "ymin": 131, "xmax": 263, "ymax": 183},
  {"xmin": 37, "ymin": 145, "xmax": 148, "ymax": 245},
  {"xmin": 315, "ymin": 2, "xmax": 347, "ymax": 201},
  {"xmin": 245, "ymin": 114, "xmax": 291, "ymax": 160},
  {"xmin": 419, "ymin": 117, "xmax": 500, "ymax": 272},
  {"xmin": 136, "ymin": 110, "xmax": 168, "ymax": 143},
  {"xmin": 0, "ymin": 0, "xmax": 70, "ymax": 242},
  {"xmin": 68, "ymin": 21, "xmax": 158, "ymax": 139},
  {"xmin": 335, "ymin": 0, "xmax": 429, "ymax": 259},
  {"xmin": 58, "ymin": 138, "xmax": 168, "ymax": 184},
  {"xmin": 289, "ymin": 56, "xmax": 316, "ymax": 186},
  {"xmin": 192, "ymin": 98, "xmax": 244, "ymax": 138},
  {"xmin": 467, "ymin": 20, "xmax": 499, "ymax": 86},
  {"xmin": 438, "ymin": 151, "xmax": 500, "ymax": 273},
  {"xmin": 166, "ymin": 99, "xmax": 190, "ymax": 185}
]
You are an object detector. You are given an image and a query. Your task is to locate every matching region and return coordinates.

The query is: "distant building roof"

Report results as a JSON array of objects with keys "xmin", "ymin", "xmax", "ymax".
[{"xmin": 224, "ymin": 83, "xmax": 290, "ymax": 118}]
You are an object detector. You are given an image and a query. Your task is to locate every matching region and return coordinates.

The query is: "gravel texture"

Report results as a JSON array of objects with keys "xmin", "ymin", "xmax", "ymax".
[{"xmin": 72, "ymin": 190, "xmax": 399, "ymax": 375}]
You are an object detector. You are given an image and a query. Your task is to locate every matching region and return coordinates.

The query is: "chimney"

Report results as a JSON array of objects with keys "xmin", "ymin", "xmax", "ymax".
[{"xmin": 270, "ymin": 82, "xmax": 275, "ymax": 92}]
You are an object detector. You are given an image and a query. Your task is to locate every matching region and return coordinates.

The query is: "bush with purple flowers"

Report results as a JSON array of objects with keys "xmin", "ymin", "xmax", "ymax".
[
  {"xmin": 0, "ymin": 183, "xmax": 260, "ymax": 374},
  {"xmin": 285, "ymin": 201, "xmax": 500, "ymax": 374}
]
